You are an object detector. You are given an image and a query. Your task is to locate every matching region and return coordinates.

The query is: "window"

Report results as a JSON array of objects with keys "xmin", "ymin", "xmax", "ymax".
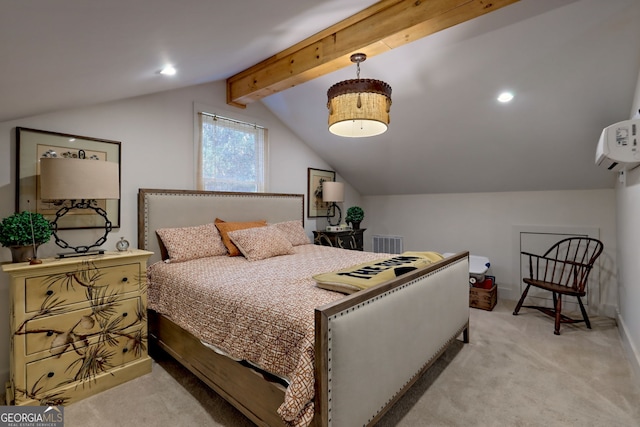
[{"xmin": 197, "ymin": 112, "xmax": 267, "ymax": 192}]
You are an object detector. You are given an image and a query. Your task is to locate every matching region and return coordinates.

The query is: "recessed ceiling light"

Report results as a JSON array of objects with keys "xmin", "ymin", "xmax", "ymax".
[
  {"xmin": 160, "ymin": 65, "xmax": 177, "ymax": 76},
  {"xmin": 497, "ymin": 92, "xmax": 514, "ymax": 103}
]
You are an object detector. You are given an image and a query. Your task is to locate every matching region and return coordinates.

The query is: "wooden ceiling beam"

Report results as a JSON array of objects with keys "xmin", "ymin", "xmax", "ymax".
[{"xmin": 226, "ymin": 0, "xmax": 519, "ymax": 108}]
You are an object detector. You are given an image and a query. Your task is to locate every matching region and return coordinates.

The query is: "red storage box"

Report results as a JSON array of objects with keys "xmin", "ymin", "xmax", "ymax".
[{"xmin": 473, "ymin": 275, "xmax": 494, "ymax": 290}]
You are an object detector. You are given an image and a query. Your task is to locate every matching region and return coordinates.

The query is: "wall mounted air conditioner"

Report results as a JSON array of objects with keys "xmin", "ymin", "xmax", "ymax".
[{"xmin": 595, "ymin": 119, "xmax": 640, "ymax": 171}]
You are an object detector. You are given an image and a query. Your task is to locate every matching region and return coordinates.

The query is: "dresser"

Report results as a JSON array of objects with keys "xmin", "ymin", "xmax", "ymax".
[
  {"xmin": 313, "ymin": 229, "xmax": 366, "ymax": 251},
  {"xmin": 2, "ymin": 249, "xmax": 153, "ymax": 406}
]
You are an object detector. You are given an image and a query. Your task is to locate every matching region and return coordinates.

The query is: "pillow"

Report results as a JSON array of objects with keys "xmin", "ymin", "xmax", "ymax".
[
  {"xmin": 313, "ymin": 252, "xmax": 444, "ymax": 294},
  {"xmin": 228, "ymin": 226, "xmax": 295, "ymax": 261},
  {"xmin": 156, "ymin": 223, "xmax": 227, "ymax": 262},
  {"xmin": 272, "ymin": 220, "xmax": 310, "ymax": 246},
  {"xmin": 215, "ymin": 218, "xmax": 267, "ymax": 256}
]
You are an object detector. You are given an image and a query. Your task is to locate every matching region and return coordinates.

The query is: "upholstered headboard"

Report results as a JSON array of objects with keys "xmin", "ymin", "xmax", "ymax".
[{"xmin": 137, "ymin": 189, "xmax": 305, "ymax": 264}]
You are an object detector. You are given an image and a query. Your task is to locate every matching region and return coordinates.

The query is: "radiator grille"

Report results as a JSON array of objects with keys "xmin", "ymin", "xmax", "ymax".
[{"xmin": 372, "ymin": 235, "xmax": 404, "ymax": 254}]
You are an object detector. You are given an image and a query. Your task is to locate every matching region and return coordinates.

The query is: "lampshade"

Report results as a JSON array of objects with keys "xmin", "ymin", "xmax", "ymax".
[
  {"xmin": 40, "ymin": 157, "xmax": 120, "ymax": 200},
  {"xmin": 327, "ymin": 53, "xmax": 392, "ymax": 138},
  {"xmin": 322, "ymin": 181, "xmax": 344, "ymax": 203}
]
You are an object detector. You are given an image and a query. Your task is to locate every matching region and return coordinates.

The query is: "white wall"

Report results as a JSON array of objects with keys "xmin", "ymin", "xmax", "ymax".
[
  {"xmin": 616, "ymin": 68, "xmax": 640, "ymax": 380},
  {"xmin": 363, "ymin": 189, "xmax": 617, "ymax": 309},
  {"xmin": 617, "ymin": 167, "xmax": 640, "ymax": 380},
  {"xmin": 0, "ymin": 77, "xmax": 634, "ymax": 395},
  {"xmin": 0, "ymin": 80, "xmax": 360, "ymax": 389}
]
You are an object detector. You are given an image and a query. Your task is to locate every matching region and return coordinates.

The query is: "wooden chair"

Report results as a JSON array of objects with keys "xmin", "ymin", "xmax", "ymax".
[{"xmin": 513, "ymin": 237, "xmax": 603, "ymax": 335}]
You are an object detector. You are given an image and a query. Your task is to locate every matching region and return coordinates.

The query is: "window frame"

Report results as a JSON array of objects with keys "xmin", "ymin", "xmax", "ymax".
[{"xmin": 194, "ymin": 103, "xmax": 269, "ymax": 192}]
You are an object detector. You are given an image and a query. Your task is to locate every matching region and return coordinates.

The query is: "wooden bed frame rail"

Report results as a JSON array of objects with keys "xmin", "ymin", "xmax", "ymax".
[{"xmin": 148, "ymin": 310, "xmax": 287, "ymax": 426}]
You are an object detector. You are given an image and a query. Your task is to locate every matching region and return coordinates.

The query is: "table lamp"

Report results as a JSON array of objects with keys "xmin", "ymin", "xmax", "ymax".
[
  {"xmin": 322, "ymin": 181, "xmax": 346, "ymax": 230},
  {"xmin": 39, "ymin": 151, "xmax": 120, "ymax": 257}
]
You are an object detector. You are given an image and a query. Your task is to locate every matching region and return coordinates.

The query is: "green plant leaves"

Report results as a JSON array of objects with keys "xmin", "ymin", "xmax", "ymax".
[
  {"xmin": 0, "ymin": 211, "xmax": 52, "ymax": 247},
  {"xmin": 346, "ymin": 206, "xmax": 364, "ymax": 222}
]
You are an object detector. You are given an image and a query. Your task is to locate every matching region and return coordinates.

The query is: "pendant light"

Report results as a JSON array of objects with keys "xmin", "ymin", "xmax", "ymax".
[{"xmin": 327, "ymin": 53, "xmax": 392, "ymax": 138}]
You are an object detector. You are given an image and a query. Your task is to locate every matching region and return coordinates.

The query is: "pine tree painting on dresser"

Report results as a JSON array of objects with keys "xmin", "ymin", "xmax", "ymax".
[{"xmin": 2, "ymin": 250, "xmax": 153, "ymax": 405}]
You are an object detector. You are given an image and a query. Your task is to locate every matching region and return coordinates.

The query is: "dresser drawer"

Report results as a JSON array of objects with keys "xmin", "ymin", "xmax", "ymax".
[
  {"xmin": 24, "ymin": 297, "xmax": 142, "ymax": 356},
  {"xmin": 24, "ymin": 263, "xmax": 141, "ymax": 313},
  {"xmin": 26, "ymin": 330, "xmax": 144, "ymax": 396},
  {"xmin": 4, "ymin": 250, "xmax": 153, "ymax": 406}
]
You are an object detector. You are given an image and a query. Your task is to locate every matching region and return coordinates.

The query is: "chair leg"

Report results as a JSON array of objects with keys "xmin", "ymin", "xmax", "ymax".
[
  {"xmin": 513, "ymin": 284, "xmax": 531, "ymax": 315},
  {"xmin": 577, "ymin": 296, "xmax": 591, "ymax": 329},
  {"xmin": 554, "ymin": 293, "xmax": 562, "ymax": 335}
]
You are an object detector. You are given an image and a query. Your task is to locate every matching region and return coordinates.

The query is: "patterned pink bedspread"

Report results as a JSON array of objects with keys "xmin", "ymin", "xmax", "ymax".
[{"xmin": 147, "ymin": 244, "xmax": 390, "ymax": 427}]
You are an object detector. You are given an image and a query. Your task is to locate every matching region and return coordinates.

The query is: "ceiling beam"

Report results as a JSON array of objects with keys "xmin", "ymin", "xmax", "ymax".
[{"xmin": 226, "ymin": 0, "xmax": 519, "ymax": 108}]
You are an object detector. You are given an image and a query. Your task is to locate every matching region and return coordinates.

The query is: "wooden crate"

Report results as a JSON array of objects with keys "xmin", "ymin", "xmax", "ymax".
[{"xmin": 469, "ymin": 284, "xmax": 497, "ymax": 311}]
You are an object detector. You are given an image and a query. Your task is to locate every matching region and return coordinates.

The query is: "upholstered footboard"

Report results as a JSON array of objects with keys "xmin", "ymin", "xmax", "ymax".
[{"xmin": 315, "ymin": 252, "xmax": 470, "ymax": 427}]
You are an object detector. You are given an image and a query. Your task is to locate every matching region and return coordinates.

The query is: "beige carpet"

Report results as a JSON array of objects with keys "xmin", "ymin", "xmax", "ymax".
[{"xmin": 62, "ymin": 299, "xmax": 640, "ymax": 426}]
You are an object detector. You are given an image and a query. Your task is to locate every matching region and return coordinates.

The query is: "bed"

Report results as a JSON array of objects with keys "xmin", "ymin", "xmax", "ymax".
[{"xmin": 137, "ymin": 188, "xmax": 470, "ymax": 427}]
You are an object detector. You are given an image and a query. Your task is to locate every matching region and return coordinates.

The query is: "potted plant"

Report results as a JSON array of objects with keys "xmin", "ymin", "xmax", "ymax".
[
  {"xmin": 0, "ymin": 211, "xmax": 52, "ymax": 262},
  {"xmin": 345, "ymin": 206, "xmax": 364, "ymax": 230}
]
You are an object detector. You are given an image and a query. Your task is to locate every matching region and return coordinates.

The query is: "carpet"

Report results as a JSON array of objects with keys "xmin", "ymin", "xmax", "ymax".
[{"xmin": 62, "ymin": 299, "xmax": 640, "ymax": 426}]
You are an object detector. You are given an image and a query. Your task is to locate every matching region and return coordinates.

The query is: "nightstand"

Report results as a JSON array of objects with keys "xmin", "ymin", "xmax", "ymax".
[
  {"xmin": 313, "ymin": 229, "xmax": 366, "ymax": 251},
  {"xmin": 2, "ymin": 249, "xmax": 153, "ymax": 406}
]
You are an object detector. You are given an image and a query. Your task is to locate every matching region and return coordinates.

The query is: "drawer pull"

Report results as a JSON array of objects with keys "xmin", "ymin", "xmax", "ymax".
[
  {"xmin": 122, "ymin": 348, "xmax": 128, "ymax": 353},
  {"xmin": 122, "ymin": 312, "xmax": 128, "ymax": 317},
  {"xmin": 46, "ymin": 290, "xmax": 54, "ymax": 296},
  {"xmin": 46, "ymin": 331, "xmax": 53, "ymax": 337},
  {"xmin": 121, "ymin": 277, "xmax": 128, "ymax": 283},
  {"xmin": 47, "ymin": 372, "xmax": 54, "ymax": 378}
]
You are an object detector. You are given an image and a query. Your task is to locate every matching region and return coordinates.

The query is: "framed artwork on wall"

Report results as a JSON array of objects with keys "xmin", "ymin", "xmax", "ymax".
[
  {"xmin": 16, "ymin": 127, "xmax": 121, "ymax": 230},
  {"xmin": 307, "ymin": 167, "xmax": 335, "ymax": 218}
]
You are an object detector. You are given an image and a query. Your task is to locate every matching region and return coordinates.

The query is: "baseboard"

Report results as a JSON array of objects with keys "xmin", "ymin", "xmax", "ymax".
[
  {"xmin": 497, "ymin": 285, "xmax": 518, "ymax": 302},
  {"xmin": 616, "ymin": 311, "xmax": 640, "ymax": 383},
  {"xmin": 599, "ymin": 303, "xmax": 618, "ymax": 319}
]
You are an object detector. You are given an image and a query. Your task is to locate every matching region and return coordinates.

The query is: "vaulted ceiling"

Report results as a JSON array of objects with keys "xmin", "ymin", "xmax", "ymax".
[{"xmin": 2, "ymin": 0, "xmax": 639, "ymax": 195}]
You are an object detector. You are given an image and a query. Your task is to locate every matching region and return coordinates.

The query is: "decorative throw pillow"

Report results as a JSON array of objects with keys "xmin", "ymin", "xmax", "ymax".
[
  {"xmin": 156, "ymin": 223, "xmax": 227, "ymax": 262},
  {"xmin": 272, "ymin": 220, "xmax": 310, "ymax": 246},
  {"xmin": 215, "ymin": 218, "xmax": 267, "ymax": 256},
  {"xmin": 228, "ymin": 226, "xmax": 295, "ymax": 261}
]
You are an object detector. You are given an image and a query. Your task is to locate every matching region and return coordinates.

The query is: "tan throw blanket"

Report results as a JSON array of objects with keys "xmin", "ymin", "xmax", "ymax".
[{"xmin": 313, "ymin": 251, "xmax": 444, "ymax": 294}]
